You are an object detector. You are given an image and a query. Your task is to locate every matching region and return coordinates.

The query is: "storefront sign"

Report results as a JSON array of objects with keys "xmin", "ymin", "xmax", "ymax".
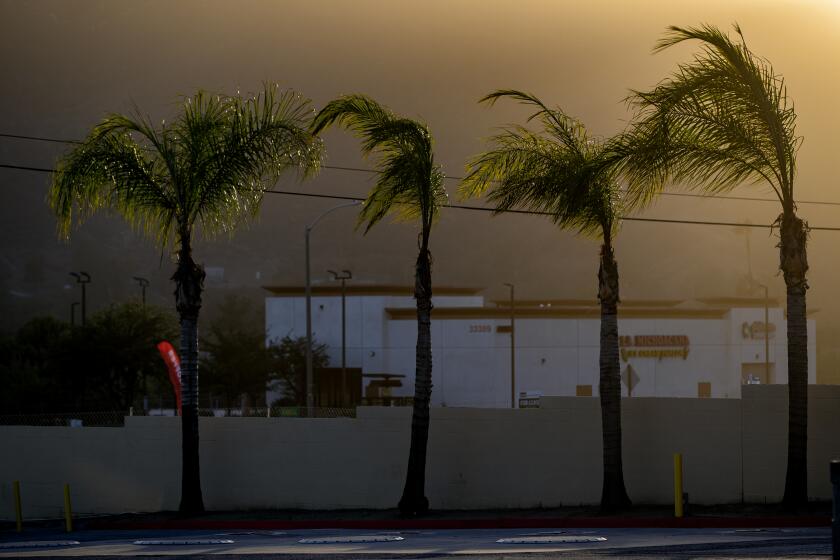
[
  {"xmin": 619, "ymin": 335, "xmax": 690, "ymax": 362},
  {"xmin": 742, "ymin": 321, "xmax": 776, "ymax": 340},
  {"xmin": 518, "ymin": 391, "xmax": 541, "ymax": 408}
]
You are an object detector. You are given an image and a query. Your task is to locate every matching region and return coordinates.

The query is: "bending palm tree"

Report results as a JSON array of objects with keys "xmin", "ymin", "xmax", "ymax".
[
  {"xmin": 50, "ymin": 84, "xmax": 323, "ymax": 513},
  {"xmin": 461, "ymin": 90, "xmax": 632, "ymax": 511},
  {"xmin": 619, "ymin": 24, "xmax": 807, "ymax": 506},
  {"xmin": 311, "ymin": 95, "xmax": 446, "ymax": 515}
]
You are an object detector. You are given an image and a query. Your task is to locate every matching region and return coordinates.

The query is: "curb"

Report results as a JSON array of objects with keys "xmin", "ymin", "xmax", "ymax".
[{"xmin": 85, "ymin": 515, "xmax": 831, "ymax": 531}]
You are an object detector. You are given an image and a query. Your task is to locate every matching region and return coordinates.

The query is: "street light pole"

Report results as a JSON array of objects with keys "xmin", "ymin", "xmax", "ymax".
[
  {"xmin": 305, "ymin": 201, "xmax": 361, "ymax": 412},
  {"xmin": 762, "ymin": 284, "xmax": 770, "ymax": 383},
  {"xmin": 133, "ymin": 276, "xmax": 150, "ymax": 306},
  {"xmin": 504, "ymin": 283, "xmax": 515, "ymax": 408},
  {"xmin": 328, "ymin": 269, "xmax": 352, "ymax": 407},
  {"xmin": 749, "ymin": 279, "xmax": 771, "ymax": 383},
  {"xmin": 70, "ymin": 301, "xmax": 79, "ymax": 327},
  {"xmin": 69, "ymin": 272, "xmax": 91, "ymax": 325}
]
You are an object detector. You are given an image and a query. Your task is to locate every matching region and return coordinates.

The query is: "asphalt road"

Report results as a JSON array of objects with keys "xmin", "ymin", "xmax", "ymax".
[{"xmin": 0, "ymin": 526, "xmax": 832, "ymax": 558}]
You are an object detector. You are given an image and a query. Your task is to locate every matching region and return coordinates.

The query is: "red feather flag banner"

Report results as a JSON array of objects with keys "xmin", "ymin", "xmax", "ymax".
[{"xmin": 156, "ymin": 341, "xmax": 182, "ymax": 415}]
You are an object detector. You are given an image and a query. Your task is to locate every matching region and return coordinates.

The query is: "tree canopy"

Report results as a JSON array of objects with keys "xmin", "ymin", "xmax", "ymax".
[
  {"xmin": 311, "ymin": 94, "xmax": 447, "ymax": 236},
  {"xmin": 618, "ymin": 24, "xmax": 800, "ymax": 210},
  {"xmin": 50, "ymin": 84, "xmax": 324, "ymax": 245},
  {"xmin": 461, "ymin": 90, "xmax": 624, "ymax": 240}
]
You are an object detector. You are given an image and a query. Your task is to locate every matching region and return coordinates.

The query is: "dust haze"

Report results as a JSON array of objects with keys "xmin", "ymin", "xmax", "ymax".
[{"xmin": 1, "ymin": 0, "xmax": 839, "ymax": 380}]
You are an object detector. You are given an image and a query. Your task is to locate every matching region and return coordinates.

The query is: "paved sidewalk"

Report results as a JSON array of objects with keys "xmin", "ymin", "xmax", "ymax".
[{"xmin": 83, "ymin": 514, "xmax": 831, "ymax": 531}]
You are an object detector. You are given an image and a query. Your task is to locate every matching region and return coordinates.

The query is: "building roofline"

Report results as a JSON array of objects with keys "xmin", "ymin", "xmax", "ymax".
[
  {"xmin": 695, "ymin": 296, "xmax": 781, "ymax": 307},
  {"xmin": 264, "ymin": 286, "xmax": 818, "ymax": 317},
  {"xmin": 488, "ymin": 298, "xmax": 686, "ymax": 308},
  {"xmin": 263, "ymin": 285, "xmax": 483, "ymax": 297},
  {"xmin": 385, "ymin": 307, "xmax": 729, "ymax": 320}
]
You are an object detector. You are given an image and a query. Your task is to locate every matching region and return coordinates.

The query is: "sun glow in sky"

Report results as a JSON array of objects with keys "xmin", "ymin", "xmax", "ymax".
[{"xmin": 3, "ymin": 0, "xmax": 838, "ymax": 197}]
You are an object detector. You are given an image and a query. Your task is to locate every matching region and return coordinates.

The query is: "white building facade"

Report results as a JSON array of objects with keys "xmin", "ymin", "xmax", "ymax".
[{"xmin": 265, "ymin": 286, "xmax": 817, "ymax": 406}]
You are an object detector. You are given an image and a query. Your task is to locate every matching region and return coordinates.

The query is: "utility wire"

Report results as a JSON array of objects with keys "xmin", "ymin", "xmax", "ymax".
[
  {"xmin": 6, "ymin": 161, "xmax": 835, "ymax": 231},
  {"xmin": 0, "ymin": 133, "xmax": 81, "ymax": 145},
  {"xmin": 258, "ymin": 189, "xmax": 840, "ymax": 231},
  {"xmin": 3, "ymin": 131, "xmax": 840, "ymax": 207},
  {"xmin": 0, "ymin": 163, "xmax": 52, "ymax": 173}
]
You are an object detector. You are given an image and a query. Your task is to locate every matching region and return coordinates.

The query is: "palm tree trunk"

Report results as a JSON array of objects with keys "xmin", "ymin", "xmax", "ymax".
[
  {"xmin": 173, "ymin": 229, "xmax": 205, "ymax": 514},
  {"xmin": 398, "ymin": 236, "xmax": 433, "ymax": 516},
  {"xmin": 598, "ymin": 240, "xmax": 631, "ymax": 512},
  {"xmin": 780, "ymin": 211, "xmax": 809, "ymax": 508}
]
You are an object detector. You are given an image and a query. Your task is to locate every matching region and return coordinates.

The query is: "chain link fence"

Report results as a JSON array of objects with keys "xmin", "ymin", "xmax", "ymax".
[
  {"xmin": 0, "ymin": 411, "xmax": 128, "ymax": 427},
  {"xmin": 209, "ymin": 406, "xmax": 357, "ymax": 419},
  {"xmin": 0, "ymin": 407, "xmax": 358, "ymax": 427}
]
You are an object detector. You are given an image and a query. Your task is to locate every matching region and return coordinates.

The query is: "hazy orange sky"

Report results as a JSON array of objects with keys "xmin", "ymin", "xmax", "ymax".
[
  {"xmin": 3, "ymin": 1, "xmax": 839, "ymax": 188},
  {"xmin": 1, "ymin": 1, "xmax": 839, "ymax": 371}
]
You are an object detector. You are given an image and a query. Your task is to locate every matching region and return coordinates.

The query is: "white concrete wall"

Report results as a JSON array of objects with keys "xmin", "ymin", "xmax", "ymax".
[{"xmin": 2, "ymin": 386, "xmax": 840, "ymax": 519}]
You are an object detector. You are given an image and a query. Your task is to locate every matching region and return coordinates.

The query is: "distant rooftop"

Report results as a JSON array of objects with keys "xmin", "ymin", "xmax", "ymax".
[
  {"xmin": 264, "ymin": 286, "xmax": 817, "ymax": 318},
  {"xmin": 263, "ymin": 285, "xmax": 482, "ymax": 297},
  {"xmin": 488, "ymin": 296, "xmax": 782, "ymax": 308},
  {"xmin": 385, "ymin": 306, "xmax": 730, "ymax": 320}
]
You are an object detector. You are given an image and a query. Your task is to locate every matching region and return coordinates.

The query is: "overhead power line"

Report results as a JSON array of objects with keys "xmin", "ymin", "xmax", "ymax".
[
  {"xmin": 0, "ymin": 163, "xmax": 52, "ymax": 173},
  {"xmin": 0, "ymin": 133, "xmax": 81, "ymax": 145},
  {"xmin": 259, "ymin": 189, "xmax": 840, "ymax": 231},
  {"xmin": 3, "ymin": 131, "xmax": 840, "ymax": 208},
  {"xmin": 4, "ymin": 161, "xmax": 837, "ymax": 231}
]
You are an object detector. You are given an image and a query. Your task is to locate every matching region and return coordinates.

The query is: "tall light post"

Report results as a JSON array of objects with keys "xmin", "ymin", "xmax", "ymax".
[
  {"xmin": 504, "ymin": 282, "xmax": 515, "ymax": 408},
  {"xmin": 70, "ymin": 301, "xmax": 80, "ymax": 327},
  {"xmin": 747, "ymin": 277, "xmax": 771, "ymax": 383},
  {"xmin": 69, "ymin": 271, "xmax": 91, "ymax": 325},
  {"xmin": 133, "ymin": 276, "xmax": 149, "ymax": 306},
  {"xmin": 758, "ymin": 282, "xmax": 770, "ymax": 383},
  {"xmin": 740, "ymin": 224, "xmax": 771, "ymax": 383},
  {"xmin": 328, "ymin": 269, "xmax": 352, "ymax": 407},
  {"xmin": 305, "ymin": 201, "xmax": 361, "ymax": 411}
]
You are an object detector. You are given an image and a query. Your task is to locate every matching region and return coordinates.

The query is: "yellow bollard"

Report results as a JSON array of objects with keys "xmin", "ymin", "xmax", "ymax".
[
  {"xmin": 63, "ymin": 484, "xmax": 73, "ymax": 533},
  {"xmin": 13, "ymin": 480, "xmax": 22, "ymax": 533},
  {"xmin": 674, "ymin": 453, "xmax": 684, "ymax": 518}
]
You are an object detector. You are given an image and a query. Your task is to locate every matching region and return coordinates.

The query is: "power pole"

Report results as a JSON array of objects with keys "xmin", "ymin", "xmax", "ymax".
[
  {"xmin": 304, "ymin": 201, "xmax": 360, "ymax": 412},
  {"xmin": 504, "ymin": 283, "xmax": 515, "ymax": 408},
  {"xmin": 328, "ymin": 269, "xmax": 352, "ymax": 407},
  {"xmin": 133, "ymin": 276, "xmax": 149, "ymax": 306},
  {"xmin": 69, "ymin": 272, "xmax": 91, "ymax": 325}
]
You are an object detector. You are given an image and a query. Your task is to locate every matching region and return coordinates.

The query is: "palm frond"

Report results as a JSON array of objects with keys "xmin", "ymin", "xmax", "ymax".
[
  {"xmin": 311, "ymin": 94, "xmax": 391, "ymax": 142},
  {"xmin": 50, "ymin": 123, "xmax": 177, "ymax": 243},
  {"xmin": 462, "ymin": 92, "xmax": 621, "ymax": 240},
  {"xmin": 186, "ymin": 85, "xmax": 323, "ymax": 237},
  {"xmin": 480, "ymin": 89, "xmax": 587, "ymax": 154},
  {"xmin": 312, "ymin": 94, "xmax": 446, "ymax": 234},
  {"xmin": 50, "ymin": 84, "xmax": 323, "ymax": 246},
  {"xmin": 621, "ymin": 23, "xmax": 799, "ymax": 208}
]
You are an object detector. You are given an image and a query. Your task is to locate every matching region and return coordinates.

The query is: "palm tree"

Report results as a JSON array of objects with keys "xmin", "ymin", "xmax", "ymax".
[
  {"xmin": 618, "ymin": 24, "xmax": 807, "ymax": 507},
  {"xmin": 50, "ymin": 84, "xmax": 323, "ymax": 513},
  {"xmin": 461, "ymin": 90, "xmax": 632, "ymax": 511},
  {"xmin": 311, "ymin": 94, "xmax": 447, "ymax": 515}
]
